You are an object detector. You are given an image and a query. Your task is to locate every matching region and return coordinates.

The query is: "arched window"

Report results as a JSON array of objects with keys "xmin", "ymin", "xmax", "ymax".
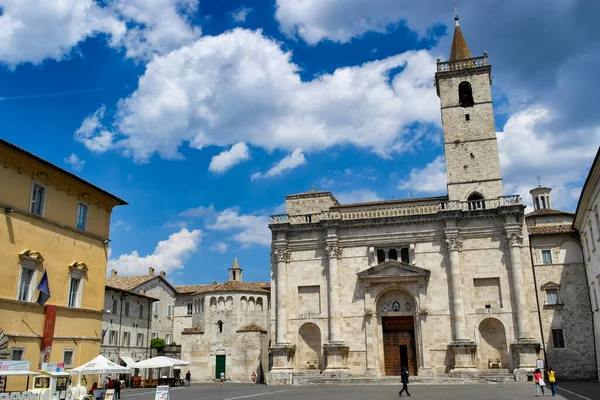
[
  {"xmin": 217, "ymin": 320, "xmax": 223, "ymax": 333},
  {"xmin": 388, "ymin": 249, "xmax": 398, "ymax": 261},
  {"xmin": 458, "ymin": 81, "xmax": 474, "ymax": 108},
  {"xmin": 376, "ymin": 249, "xmax": 385, "ymax": 264},
  {"xmin": 467, "ymin": 193, "xmax": 485, "ymax": 210}
]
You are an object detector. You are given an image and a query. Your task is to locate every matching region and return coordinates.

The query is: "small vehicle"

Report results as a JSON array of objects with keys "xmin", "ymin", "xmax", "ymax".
[{"xmin": 29, "ymin": 372, "xmax": 92, "ymax": 400}]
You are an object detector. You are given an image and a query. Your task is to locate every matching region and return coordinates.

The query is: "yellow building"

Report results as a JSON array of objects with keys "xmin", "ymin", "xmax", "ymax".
[{"xmin": 0, "ymin": 139, "xmax": 127, "ymax": 390}]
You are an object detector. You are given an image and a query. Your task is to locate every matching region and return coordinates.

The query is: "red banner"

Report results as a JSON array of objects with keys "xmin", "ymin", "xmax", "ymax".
[{"xmin": 40, "ymin": 305, "xmax": 57, "ymax": 367}]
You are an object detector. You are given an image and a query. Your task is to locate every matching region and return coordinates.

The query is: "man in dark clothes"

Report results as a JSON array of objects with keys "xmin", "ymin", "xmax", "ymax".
[
  {"xmin": 113, "ymin": 378, "xmax": 121, "ymax": 400},
  {"xmin": 399, "ymin": 368, "xmax": 410, "ymax": 396}
]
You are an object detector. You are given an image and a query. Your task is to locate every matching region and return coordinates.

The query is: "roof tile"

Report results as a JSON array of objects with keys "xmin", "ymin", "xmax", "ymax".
[
  {"xmin": 527, "ymin": 225, "xmax": 575, "ymax": 235},
  {"xmin": 106, "ymin": 275, "xmax": 156, "ymax": 291},
  {"xmin": 193, "ymin": 281, "xmax": 270, "ymax": 295},
  {"xmin": 237, "ymin": 324, "xmax": 267, "ymax": 333}
]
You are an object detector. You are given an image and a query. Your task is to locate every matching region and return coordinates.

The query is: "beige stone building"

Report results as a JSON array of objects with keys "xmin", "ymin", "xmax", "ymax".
[
  {"xmin": 573, "ymin": 148, "xmax": 600, "ymax": 381},
  {"xmin": 526, "ymin": 186, "xmax": 596, "ymax": 379},
  {"xmin": 179, "ymin": 259, "xmax": 270, "ymax": 383},
  {"xmin": 268, "ymin": 16, "xmax": 544, "ymax": 383}
]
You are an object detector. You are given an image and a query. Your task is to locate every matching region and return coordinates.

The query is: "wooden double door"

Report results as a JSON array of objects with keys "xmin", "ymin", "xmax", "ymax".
[{"xmin": 382, "ymin": 316, "xmax": 417, "ymax": 376}]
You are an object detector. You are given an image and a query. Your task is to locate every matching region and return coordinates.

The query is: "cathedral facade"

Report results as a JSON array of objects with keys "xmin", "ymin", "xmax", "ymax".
[{"xmin": 268, "ymin": 16, "xmax": 544, "ymax": 382}]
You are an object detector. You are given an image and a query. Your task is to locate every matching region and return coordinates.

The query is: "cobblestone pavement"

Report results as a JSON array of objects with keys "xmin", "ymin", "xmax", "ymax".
[{"xmin": 120, "ymin": 383, "xmax": 570, "ymax": 400}]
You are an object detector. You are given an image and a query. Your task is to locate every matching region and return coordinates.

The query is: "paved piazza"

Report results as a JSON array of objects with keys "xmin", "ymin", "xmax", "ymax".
[{"xmin": 117, "ymin": 383, "xmax": 600, "ymax": 400}]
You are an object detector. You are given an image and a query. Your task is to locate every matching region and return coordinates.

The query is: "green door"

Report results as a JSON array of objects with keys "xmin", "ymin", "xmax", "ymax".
[{"xmin": 215, "ymin": 355, "xmax": 226, "ymax": 379}]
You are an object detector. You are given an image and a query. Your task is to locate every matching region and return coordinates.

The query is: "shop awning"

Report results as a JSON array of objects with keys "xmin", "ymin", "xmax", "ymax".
[{"xmin": 120, "ymin": 356, "xmax": 136, "ymax": 367}]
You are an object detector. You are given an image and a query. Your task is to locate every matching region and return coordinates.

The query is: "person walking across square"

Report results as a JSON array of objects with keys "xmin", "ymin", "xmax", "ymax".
[
  {"xmin": 220, "ymin": 371, "xmax": 225, "ymax": 387},
  {"xmin": 547, "ymin": 367, "xmax": 557, "ymax": 397},
  {"xmin": 398, "ymin": 368, "xmax": 410, "ymax": 396},
  {"xmin": 185, "ymin": 371, "xmax": 191, "ymax": 387},
  {"xmin": 534, "ymin": 368, "xmax": 546, "ymax": 396}
]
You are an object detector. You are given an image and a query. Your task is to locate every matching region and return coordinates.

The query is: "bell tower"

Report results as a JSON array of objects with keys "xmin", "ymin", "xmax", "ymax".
[{"xmin": 435, "ymin": 13, "xmax": 504, "ymax": 204}]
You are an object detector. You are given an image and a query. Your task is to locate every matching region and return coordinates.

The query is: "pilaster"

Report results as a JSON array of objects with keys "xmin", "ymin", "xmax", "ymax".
[{"xmin": 275, "ymin": 248, "xmax": 291, "ymax": 345}]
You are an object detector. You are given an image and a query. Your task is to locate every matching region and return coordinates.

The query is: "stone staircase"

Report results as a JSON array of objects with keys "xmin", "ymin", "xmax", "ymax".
[
  {"xmin": 288, "ymin": 370, "xmax": 516, "ymax": 385},
  {"xmin": 478, "ymin": 369, "xmax": 514, "ymax": 384}
]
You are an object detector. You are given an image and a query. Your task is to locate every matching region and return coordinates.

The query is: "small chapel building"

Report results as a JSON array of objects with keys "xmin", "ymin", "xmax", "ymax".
[
  {"xmin": 180, "ymin": 259, "xmax": 271, "ymax": 383},
  {"xmin": 268, "ymin": 15, "xmax": 545, "ymax": 382}
]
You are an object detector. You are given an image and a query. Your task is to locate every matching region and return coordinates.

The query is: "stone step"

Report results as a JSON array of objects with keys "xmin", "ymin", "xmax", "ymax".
[{"xmin": 289, "ymin": 372, "xmax": 518, "ymax": 386}]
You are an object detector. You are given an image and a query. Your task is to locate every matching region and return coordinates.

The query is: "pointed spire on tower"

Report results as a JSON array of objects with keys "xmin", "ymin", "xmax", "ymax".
[
  {"xmin": 229, "ymin": 257, "xmax": 243, "ymax": 281},
  {"xmin": 449, "ymin": 9, "xmax": 472, "ymax": 62}
]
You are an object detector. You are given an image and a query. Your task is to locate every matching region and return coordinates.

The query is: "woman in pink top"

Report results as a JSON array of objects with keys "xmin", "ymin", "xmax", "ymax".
[{"xmin": 534, "ymin": 368, "xmax": 545, "ymax": 396}]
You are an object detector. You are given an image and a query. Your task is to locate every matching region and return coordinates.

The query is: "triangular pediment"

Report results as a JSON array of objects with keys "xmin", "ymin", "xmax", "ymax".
[
  {"xmin": 541, "ymin": 281, "xmax": 560, "ymax": 290},
  {"xmin": 357, "ymin": 260, "xmax": 430, "ymax": 280}
]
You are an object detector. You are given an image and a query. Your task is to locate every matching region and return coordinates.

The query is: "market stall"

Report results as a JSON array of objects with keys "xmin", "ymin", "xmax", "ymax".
[
  {"xmin": 69, "ymin": 355, "xmax": 130, "ymax": 400},
  {"xmin": 128, "ymin": 357, "xmax": 189, "ymax": 387}
]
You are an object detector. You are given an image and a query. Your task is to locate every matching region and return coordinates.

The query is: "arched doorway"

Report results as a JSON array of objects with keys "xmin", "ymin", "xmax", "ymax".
[
  {"xmin": 296, "ymin": 323, "xmax": 322, "ymax": 370},
  {"xmin": 478, "ymin": 318, "xmax": 508, "ymax": 369},
  {"xmin": 377, "ymin": 290, "xmax": 417, "ymax": 376}
]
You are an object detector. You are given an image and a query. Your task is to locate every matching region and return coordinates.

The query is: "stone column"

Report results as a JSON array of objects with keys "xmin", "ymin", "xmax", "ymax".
[
  {"xmin": 325, "ymin": 245, "xmax": 343, "ymax": 343},
  {"xmin": 275, "ymin": 249, "xmax": 291, "ymax": 344},
  {"xmin": 445, "ymin": 237, "xmax": 468, "ymax": 341},
  {"xmin": 506, "ymin": 231, "xmax": 540, "ymax": 378},
  {"xmin": 269, "ymin": 249, "xmax": 295, "ymax": 376},
  {"xmin": 323, "ymin": 245, "xmax": 349, "ymax": 374},
  {"xmin": 506, "ymin": 232, "xmax": 531, "ymax": 340},
  {"xmin": 445, "ymin": 236, "xmax": 477, "ymax": 376}
]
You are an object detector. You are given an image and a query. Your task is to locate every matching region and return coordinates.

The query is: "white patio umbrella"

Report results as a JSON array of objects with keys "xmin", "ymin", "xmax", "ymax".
[
  {"xmin": 70, "ymin": 355, "xmax": 131, "ymax": 375},
  {"xmin": 128, "ymin": 356, "xmax": 189, "ymax": 369}
]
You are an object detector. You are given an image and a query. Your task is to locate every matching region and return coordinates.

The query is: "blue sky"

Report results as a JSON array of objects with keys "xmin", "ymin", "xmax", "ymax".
[{"xmin": 1, "ymin": 0, "xmax": 598, "ymax": 285}]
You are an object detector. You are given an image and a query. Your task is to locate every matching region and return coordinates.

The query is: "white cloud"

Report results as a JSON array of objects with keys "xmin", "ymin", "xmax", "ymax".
[
  {"xmin": 497, "ymin": 107, "xmax": 598, "ymax": 211},
  {"xmin": 0, "ymin": 0, "xmax": 200, "ymax": 66},
  {"xmin": 77, "ymin": 28, "xmax": 439, "ymax": 163},
  {"xmin": 209, "ymin": 142, "xmax": 250, "ymax": 173},
  {"xmin": 109, "ymin": 0, "xmax": 201, "ymax": 60},
  {"xmin": 112, "ymin": 220, "xmax": 131, "ymax": 231},
  {"xmin": 335, "ymin": 189, "xmax": 382, "ymax": 204},
  {"xmin": 179, "ymin": 204, "xmax": 215, "ymax": 218},
  {"xmin": 251, "ymin": 148, "xmax": 306, "ymax": 180},
  {"xmin": 108, "ymin": 228, "xmax": 202, "ymax": 276},
  {"xmin": 275, "ymin": 0, "xmax": 438, "ymax": 45},
  {"xmin": 0, "ymin": 0, "xmax": 125, "ymax": 66},
  {"xmin": 63, "ymin": 153, "xmax": 85, "ymax": 172},
  {"xmin": 74, "ymin": 105, "xmax": 115, "ymax": 152},
  {"xmin": 210, "ymin": 242, "xmax": 229, "ymax": 254},
  {"xmin": 207, "ymin": 207, "xmax": 271, "ymax": 247},
  {"xmin": 398, "ymin": 156, "xmax": 447, "ymax": 194},
  {"xmin": 232, "ymin": 7, "xmax": 252, "ymax": 24}
]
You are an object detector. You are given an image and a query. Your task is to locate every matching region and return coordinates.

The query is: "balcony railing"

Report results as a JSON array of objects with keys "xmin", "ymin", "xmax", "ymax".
[
  {"xmin": 437, "ymin": 55, "xmax": 488, "ymax": 73},
  {"xmin": 270, "ymin": 195, "xmax": 521, "ymax": 224}
]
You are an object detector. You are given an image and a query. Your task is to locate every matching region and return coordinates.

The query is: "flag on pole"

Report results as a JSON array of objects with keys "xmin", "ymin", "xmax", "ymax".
[{"xmin": 37, "ymin": 270, "xmax": 51, "ymax": 306}]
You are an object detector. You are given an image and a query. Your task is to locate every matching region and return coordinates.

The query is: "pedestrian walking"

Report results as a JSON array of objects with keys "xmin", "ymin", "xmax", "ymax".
[
  {"xmin": 185, "ymin": 370, "xmax": 191, "ymax": 387},
  {"xmin": 113, "ymin": 378, "xmax": 121, "ymax": 400},
  {"xmin": 398, "ymin": 368, "xmax": 410, "ymax": 397},
  {"xmin": 251, "ymin": 371, "xmax": 257, "ymax": 385},
  {"xmin": 220, "ymin": 371, "xmax": 225, "ymax": 387},
  {"xmin": 534, "ymin": 368, "xmax": 546, "ymax": 396},
  {"xmin": 547, "ymin": 367, "xmax": 557, "ymax": 397}
]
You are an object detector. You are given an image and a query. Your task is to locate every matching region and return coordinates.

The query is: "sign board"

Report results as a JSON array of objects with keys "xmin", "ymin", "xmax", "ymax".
[
  {"xmin": 155, "ymin": 386, "xmax": 169, "ymax": 400},
  {"xmin": 42, "ymin": 362, "xmax": 65, "ymax": 373},
  {"xmin": 536, "ymin": 359, "xmax": 545, "ymax": 370},
  {"xmin": 104, "ymin": 389, "xmax": 115, "ymax": 400},
  {"xmin": 0, "ymin": 361, "xmax": 31, "ymax": 372}
]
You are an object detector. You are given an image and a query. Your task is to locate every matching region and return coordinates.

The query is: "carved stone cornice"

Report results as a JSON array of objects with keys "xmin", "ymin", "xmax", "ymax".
[
  {"xmin": 445, "ymin": 237, "xmax": 463, "ymax": 252},
  {"xmin": 325, "ymin": 245, "xmax": 343, "ymax": 260},
  {"xmin": 275, "ymin": 249, "xmax": 291, "ymax": 263}
]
